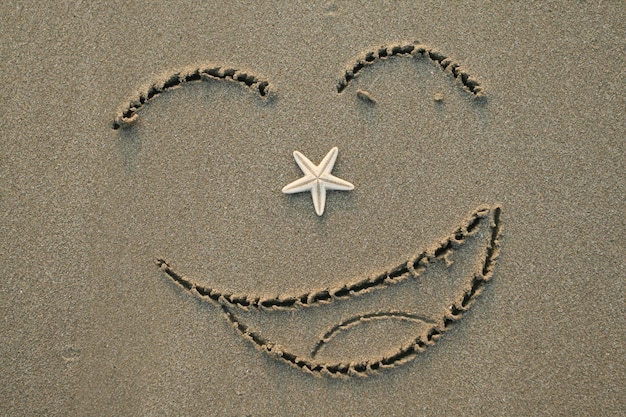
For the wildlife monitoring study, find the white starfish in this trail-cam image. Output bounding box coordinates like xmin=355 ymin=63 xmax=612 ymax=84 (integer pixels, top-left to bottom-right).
xmin=282 ymin=147 xmax=354 ymax=216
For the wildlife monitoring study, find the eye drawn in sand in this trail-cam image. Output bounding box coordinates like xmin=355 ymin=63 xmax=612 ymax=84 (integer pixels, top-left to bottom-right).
xmin=337 ymin=41 xmax=485 ymax=97
xmin=113 ymin=41 xmax=501 ymax=377
xmin=111 ymin=65 xmax=273 ymax=130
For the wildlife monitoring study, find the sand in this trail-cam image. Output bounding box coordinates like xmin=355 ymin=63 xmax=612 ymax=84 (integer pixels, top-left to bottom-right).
xmin=1 ymin=1 xmax=624 ymax=415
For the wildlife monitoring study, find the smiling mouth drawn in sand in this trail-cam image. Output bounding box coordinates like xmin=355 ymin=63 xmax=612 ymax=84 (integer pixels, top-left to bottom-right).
xmin=155 ymin=205 xmax=501 ymax=377
xmin=113 ymin=41 xmax=502 ymax=377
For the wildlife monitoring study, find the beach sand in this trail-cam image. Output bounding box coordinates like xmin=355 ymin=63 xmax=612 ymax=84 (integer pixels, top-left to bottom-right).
xmin=1 ymin=1 xmax=624 ymax=415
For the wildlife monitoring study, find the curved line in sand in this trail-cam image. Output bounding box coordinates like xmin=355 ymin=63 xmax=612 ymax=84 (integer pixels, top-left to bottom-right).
xmin=159 ymin=205 xmax=503 ymax=377
xmin=156 ymin=205 xmax=496 ymax=311
xmin=311 ymin=311 xmax=436 ymax=358
xmin=112 ymin=65 xmax=273 ymax=129
xmin=337 ymin=41 xmax=485 ymax=97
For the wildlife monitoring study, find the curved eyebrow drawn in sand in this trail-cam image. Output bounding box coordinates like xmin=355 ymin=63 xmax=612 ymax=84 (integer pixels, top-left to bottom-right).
xmin=337 ymin=41 xmax=485 ymax=98
xmin=111 ymin=65 xmax=273 ymax=130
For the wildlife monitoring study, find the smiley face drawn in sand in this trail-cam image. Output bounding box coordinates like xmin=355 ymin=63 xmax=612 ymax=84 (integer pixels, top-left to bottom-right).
xmin=113 ymin=41 xmax=502 ymax=377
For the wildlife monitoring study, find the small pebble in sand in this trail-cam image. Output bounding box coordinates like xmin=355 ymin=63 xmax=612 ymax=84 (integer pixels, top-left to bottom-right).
xmin=433 ymin=92 xmax=444 ymax=102
xmin=356 ymin=89 xmax=377 ymax=104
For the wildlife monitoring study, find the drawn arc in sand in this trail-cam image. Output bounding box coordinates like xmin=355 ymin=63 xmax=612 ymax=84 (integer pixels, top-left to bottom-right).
xmin=114 ymin=41 xmax=502 ymax=377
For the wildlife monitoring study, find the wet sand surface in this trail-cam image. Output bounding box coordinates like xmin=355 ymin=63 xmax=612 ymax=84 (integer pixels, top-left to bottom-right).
xmin=1 ymin=2 xmax=624 ymax=415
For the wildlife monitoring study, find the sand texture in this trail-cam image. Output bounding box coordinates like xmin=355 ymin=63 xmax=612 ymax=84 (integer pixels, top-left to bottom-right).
xmin=1 ymin=1 xmax=624 ymax=416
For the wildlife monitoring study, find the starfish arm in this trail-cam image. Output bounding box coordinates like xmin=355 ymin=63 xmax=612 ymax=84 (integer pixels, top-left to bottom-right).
xmin=318 ymin=147 xmax=339 ymax=175
xmin=282 ymin=175 xmax=316 ymax=194
xmin=310 ymin=181 xmax=326 ymax=216
xmin=320 ymin=173 xmax=354 ymax=191
xmin=293 ymin=151 xmax=318 ymax=176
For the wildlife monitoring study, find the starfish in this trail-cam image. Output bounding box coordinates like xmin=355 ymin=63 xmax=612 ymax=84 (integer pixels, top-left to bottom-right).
xmin=282 ymin=147 xmax=354 ymax=216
